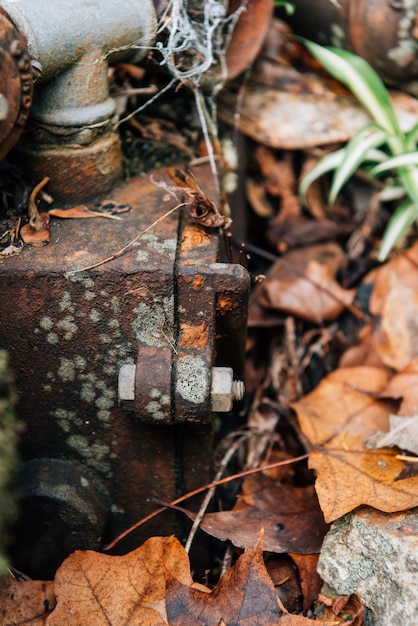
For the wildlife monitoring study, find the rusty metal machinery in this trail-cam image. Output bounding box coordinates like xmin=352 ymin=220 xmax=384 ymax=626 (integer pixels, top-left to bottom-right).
xmin=287 ymin=0 xmax=418 ymax=88
xmin=0 ymin=0 xmax=251 ymax=578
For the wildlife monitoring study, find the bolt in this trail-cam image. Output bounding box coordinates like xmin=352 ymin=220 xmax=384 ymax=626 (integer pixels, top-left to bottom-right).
xmin=211 ymin=366 xmax=245 ymax=412
xmin=118 ymin=364 xmax=245 ymax=414
xmin=118 ymin=363 xmax=135 ymax=411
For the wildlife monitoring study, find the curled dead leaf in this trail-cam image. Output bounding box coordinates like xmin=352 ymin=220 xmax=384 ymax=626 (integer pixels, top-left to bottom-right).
xmin=250 ymin=244 xmax=355 ymax=325
xmin=20 ymin=212 xmax=51 ymax=247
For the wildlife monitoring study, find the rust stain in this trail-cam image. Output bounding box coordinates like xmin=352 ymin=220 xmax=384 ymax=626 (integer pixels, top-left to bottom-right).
xmin=217 ymin=295 xmax=235 ymax=314
xmin=181 ymin=225 xmax=211 ymax=252
xmin=179 ymin=322 xmax=209 ymax=349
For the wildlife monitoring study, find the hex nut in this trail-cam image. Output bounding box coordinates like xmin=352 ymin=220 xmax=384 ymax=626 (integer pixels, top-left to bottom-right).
xmin=211 ymin=366 xmax=244 ymax=412
xmin=119 ymin=364 xmax=245 ymax=413
xmin=118 ymin=363 xmax=135 ymax=411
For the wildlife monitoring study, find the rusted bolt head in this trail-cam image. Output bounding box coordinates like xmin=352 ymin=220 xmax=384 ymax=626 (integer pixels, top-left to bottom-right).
xmin=211 ymin=366 xmax=245 ymax=412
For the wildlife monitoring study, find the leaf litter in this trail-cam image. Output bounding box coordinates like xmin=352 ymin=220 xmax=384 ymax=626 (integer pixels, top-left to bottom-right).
xmin=4 ymin=8 xmax=418 ymax=626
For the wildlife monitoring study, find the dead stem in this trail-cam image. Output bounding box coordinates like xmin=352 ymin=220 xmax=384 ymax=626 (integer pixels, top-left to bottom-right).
xmin=184 ymin=432 xmax=251 ymax=553
xmin=28 ymin=177 xmax=50 ymax=231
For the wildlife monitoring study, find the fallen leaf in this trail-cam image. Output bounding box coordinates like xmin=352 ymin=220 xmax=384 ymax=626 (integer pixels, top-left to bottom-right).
xmin=260 ymin=261 xmax=355 ymax=324
xmin=196 ymin=507 xmax=326 ymax=554
xmin=0 ymin=575 xmax=55 ymax=625
xmin=265 ymin=554 xmax=303 ymax=614
xmin=166 ymin=535 xmax=280 ymax=625
xmin=166 ymin=536 xmax=332 ymax=625
xmin=49 ymin=206 xmax=123 ymax=220
xmin=381 ymin=357 xmax=418 ymax=416
xmin=341 ymin=242 xmax=418 ymax=371
xmin=365 ymin=415 xmax=418 ymax=456
xmin=316 ymin=593 xmax=364 ymax=626
xmin=288 ymin=554 xmax=322 ymax=615
xmin=20 ymin=212 xmax=51 ymax=246
xmin=46 ymin=535 xmax=192 ymax=625
xmin=292 ymin=366 xmax=418 ymax=522
xmin=254 ymin=248 xmax=355 ymax=324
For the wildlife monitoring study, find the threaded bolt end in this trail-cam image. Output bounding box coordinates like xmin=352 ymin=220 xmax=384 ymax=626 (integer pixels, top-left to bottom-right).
xmin=232 ymin=379 xmax=245 ymax=401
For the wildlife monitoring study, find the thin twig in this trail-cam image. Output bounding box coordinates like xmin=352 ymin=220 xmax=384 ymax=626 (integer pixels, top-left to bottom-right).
xmin=104 ymin=452 xmax=309 ymax=551
xmin=184 ymin=432 xmax=251 ymax=553
xmin=67 ymin=203 xmax=184 ymax=274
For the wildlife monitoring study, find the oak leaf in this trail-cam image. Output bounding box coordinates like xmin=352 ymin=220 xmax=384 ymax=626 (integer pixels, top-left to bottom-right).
xmin=165 ymin=537 xmax=335 ymax=626
xmin=292 ymin=366 xmax=418 ymax=522
xmin=46 ymin=535 xmax=192 ymax=625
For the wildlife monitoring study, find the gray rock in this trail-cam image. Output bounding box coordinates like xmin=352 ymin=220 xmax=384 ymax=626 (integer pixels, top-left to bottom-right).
xmin=318 ymin=506 xmax=418 ymax=626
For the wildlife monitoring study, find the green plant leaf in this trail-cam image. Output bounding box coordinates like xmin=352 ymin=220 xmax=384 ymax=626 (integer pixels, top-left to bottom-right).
xmin=297 ymin=39 xmax=402 ymax=138
xmin=299 ymin=148 xmax=346 ymax=198
xmin=405 ymin=121 xmax=418 ymax=151
xmin=379 ymin=199 xmax=418 ymax=261
xmin=329 ymin=125 xmax=389 ymax=204
xmin=378 ymin=184 xmax=406 ymax=202
xmin=371 ymin=153 xmax=418 ymax=176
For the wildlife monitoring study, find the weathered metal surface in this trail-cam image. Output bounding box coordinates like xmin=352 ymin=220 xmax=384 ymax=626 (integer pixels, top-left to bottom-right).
xmin=11 ymin=459 xmax=109 ymax=579
xmin=15 ymin=133 xmax=123 ymax=202
xmin=0 ymin=166 xmax=249 ymax=575
xmin=0 ymin=10 xmax=33 ymax=159
xmin=287 ymin=0 xmax=418 ymax=85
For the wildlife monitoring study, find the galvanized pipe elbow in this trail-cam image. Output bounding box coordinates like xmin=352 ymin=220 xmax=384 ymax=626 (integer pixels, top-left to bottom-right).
xmin=0 ymin=0 xmax=157 ymax=199
xmin=1 ymin=0 xmax=156 ymax=127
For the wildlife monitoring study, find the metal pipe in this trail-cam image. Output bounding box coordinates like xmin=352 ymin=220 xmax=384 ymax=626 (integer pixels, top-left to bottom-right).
xmin=0 ymin=0 xmax=157 ymax=200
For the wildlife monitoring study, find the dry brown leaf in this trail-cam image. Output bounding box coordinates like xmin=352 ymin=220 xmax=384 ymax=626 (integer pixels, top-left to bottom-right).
xmin=316 ymin=593 xmax=364 ymax=626
xmin=46 ymin=535 xmax=192 ymax=625
xmin=0 ymin=575 xmax=56 ymax=625
xmin=20 ymin=212 xmax=51 ymax=246
xmin=230 ymin=473 xmax=328 ymax=553
xmin=292 ymin=366 xmax=418 ymax=522
xmin=49 ymin=206 xmax=122 ymax=220
xmin=166 ymin=536 xmax=280 ymax=625
xmin=196 ymin=506 xmax=327 ymax=554
xmin=342 ymin=242 xmax=418 ymax=371
xmin=249 ymin=244 xmax=352 ymax=326
xmin=365 ymin=415 xmax=418 ymax=456
xmin=288 ymin=554 xmax=322 ymax=615
xmin=165 ymin=536 xmax=334 ymax=626
xmin=258 ymin=258 xmax=355 ymax=323
xmin=381 ymin=356 xmax=418 ymax=416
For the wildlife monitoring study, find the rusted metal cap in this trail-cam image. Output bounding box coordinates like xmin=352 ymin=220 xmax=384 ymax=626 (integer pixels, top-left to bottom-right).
xmin=0 ymin=10 xmax=33 ymax=159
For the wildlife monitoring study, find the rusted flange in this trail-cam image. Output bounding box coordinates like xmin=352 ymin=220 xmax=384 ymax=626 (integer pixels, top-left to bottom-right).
xmin=0 ymin=10 xmax=33 ymax=159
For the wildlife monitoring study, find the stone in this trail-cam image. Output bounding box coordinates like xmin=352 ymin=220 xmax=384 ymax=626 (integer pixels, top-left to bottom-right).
xmin=317 ymin=506 xmax=418 ymax=626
